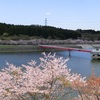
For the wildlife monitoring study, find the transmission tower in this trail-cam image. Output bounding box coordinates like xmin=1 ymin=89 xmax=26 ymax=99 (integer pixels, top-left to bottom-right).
xmin=45 ymin=18 xmax=47 ymax=26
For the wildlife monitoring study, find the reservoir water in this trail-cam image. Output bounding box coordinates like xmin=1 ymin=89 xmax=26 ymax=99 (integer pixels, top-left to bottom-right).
xmin=0 ymin=50 xmax=100 ymax=77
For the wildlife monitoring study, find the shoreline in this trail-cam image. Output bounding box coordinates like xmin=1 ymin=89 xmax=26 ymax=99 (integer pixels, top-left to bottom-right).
xmin=0 ymin=45 xmax=41 ymax=52
xmin=0 ymin=39 xmax=100 ymax=52
xmin=0 ymin=44 xmax=98 ymax=53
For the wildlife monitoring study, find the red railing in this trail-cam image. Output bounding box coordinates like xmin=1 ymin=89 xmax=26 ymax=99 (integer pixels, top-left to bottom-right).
xmin=39 ymin=45 xmax=91 ymax=53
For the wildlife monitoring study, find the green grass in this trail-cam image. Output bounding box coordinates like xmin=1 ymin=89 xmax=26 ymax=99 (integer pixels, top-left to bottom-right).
xmin=0 ymin=45 xmax=39 ymax=52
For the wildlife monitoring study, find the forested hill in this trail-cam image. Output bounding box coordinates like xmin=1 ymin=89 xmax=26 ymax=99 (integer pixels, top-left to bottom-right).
xmin=76 ymin=29 xmax=100 ymax=40
xmin=0 ymin=23 xmax=81 ymax=40
xmin=1 ymin=22 xmax=100 ymax=40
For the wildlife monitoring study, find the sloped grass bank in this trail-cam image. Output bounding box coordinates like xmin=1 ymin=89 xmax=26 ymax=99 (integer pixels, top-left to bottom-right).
xmin=0 ymin=45 xmax=41 ymax=52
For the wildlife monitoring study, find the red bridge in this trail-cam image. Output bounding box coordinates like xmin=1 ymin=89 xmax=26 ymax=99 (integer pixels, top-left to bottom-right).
xmin=39 ymin=45 xmax=91 ymax=53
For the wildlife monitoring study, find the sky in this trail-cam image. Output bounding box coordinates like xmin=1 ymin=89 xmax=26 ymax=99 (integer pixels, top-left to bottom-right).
xmin=0 ymin=0 xmax=100 ymax=30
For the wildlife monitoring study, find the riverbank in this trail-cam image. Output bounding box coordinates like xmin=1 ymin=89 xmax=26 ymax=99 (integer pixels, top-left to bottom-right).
xmin=0 ymin=39 xmax=100 ymax=52
xmin=0 ymin=44 xmax=97 ymax=53
xmin=0 ymin=44 xmax=82 ymax=52
xmin=0 ymin=45 xmax=42 ymax=52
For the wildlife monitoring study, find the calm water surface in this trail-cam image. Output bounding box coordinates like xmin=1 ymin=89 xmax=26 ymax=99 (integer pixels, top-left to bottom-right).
xmin=0 ymin=50 xmax=100 ymax=77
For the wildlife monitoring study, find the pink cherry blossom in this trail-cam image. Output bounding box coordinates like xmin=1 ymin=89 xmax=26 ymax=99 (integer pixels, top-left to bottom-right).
xmin=0 ymin=52 xmax=86 ymax=100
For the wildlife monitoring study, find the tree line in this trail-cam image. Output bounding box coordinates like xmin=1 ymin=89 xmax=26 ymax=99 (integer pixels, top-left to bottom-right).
xmin=1 ymin=22 xmax=100 ymax=40
xmin=76 ymin=29 xmax=100 ymax=40
xmin=0 ymin=22 xmax=81 ymax=39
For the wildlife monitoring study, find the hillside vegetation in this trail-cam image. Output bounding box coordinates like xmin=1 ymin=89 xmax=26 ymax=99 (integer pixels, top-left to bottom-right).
xmin=0 ymin=23 xmax=81 ymax=40
xmin=76 ymin=29 xmax=100 ymax=40
xmin=0 ymin=22 xmax=100 ymax=40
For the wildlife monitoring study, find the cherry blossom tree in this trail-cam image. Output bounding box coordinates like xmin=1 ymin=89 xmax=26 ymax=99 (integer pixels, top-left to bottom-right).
xmin=73 ymin=73 xmax=100 ymax=100
xmin=0 ymin=52 xmax=86 ymax=100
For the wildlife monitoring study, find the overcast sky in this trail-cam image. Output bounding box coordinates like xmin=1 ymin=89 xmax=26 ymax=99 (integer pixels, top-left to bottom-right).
xmin=0 ymin=0 xmax=100 ymax=30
